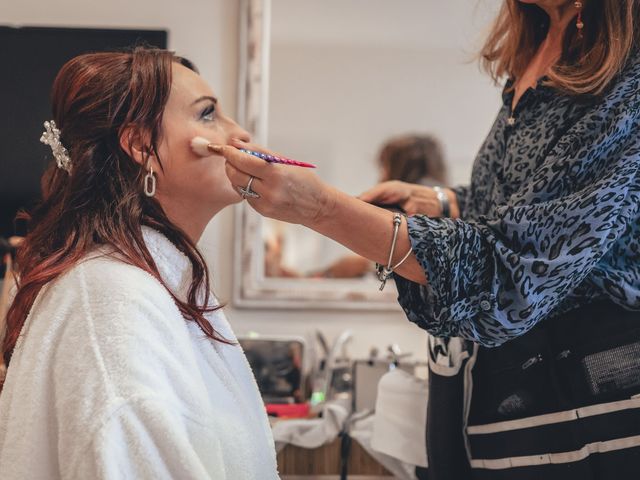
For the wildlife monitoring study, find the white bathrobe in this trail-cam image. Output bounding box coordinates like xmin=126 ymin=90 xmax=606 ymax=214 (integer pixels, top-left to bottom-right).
xmin=0 ymin=227 xmax=279 ymax=479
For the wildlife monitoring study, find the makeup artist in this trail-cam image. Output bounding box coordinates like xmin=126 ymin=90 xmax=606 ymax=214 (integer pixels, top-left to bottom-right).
xmin=222 ymin=1 xmax=640 ymax=478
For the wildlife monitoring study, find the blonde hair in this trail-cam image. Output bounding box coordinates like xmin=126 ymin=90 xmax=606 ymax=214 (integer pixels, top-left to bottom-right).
xmin=481 ymin=0 xmax=640 ymax=96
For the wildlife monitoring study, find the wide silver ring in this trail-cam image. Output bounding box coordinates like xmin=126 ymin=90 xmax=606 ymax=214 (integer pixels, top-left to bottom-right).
xmin=238 ymin=176 xmax=260 ymax=199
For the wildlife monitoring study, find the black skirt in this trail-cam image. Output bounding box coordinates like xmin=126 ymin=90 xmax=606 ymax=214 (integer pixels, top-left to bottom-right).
xmin=423 ymin=301 xmax=640 ymax=480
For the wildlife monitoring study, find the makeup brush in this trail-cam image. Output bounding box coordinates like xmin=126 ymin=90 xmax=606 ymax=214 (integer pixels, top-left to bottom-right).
xmin=190 ymin=136 xmax=317 ymax=169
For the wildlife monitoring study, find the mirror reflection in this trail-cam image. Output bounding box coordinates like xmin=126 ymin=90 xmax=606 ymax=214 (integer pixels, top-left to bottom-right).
xmin=264 ymin=134 xmax=448 ymax=278
xmin=262 ymin=0 xmax=500 ymax=280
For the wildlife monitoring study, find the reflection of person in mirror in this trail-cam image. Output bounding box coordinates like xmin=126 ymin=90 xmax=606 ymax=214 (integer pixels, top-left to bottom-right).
xmin=0 ymin=236 xmax=23 ymax=384
xmin=264 ymin=231 xmax=301 ymax=277
xmin=319 ymin=134 xmax=449 ymax=279
xmin=222 ymin=1 xmax=640 ymax=478
xmin=0 ymin=48 xmax=279 ymax=479
xmin=378 ymin=134 xmax=447 ymax=187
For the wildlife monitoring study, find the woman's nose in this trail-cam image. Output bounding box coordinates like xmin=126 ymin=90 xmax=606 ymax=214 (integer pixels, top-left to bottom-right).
xmin=228 ymin=122 xmax=251 ymax=144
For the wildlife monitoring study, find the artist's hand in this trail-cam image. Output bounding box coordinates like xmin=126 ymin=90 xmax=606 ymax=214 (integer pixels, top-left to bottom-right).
xmin=222 ymin=139 xmax=338 ymax=226
xmin=359 ymin=181 xmax=459 ymax=218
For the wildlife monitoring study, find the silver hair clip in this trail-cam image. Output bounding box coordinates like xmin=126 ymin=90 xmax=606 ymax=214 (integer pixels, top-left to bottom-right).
xmin=40 ymin=120 xmax=71 ymax=173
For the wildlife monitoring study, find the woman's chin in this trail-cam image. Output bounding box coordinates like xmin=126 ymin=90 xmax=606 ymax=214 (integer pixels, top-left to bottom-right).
xmin=202 ymin=179 xmax=244 ymax=207
xmin=219 ymin=188 xmax=245 ymax=208
xmin=226 ymin=188 xmax=244 ymax=205
xmin=228 ymin=195 xmax=244 ymax=206
xmin=201 ymin=194 xmax=243 ymax=219
xmin=218 ymin=178 xmax=245 ymax=205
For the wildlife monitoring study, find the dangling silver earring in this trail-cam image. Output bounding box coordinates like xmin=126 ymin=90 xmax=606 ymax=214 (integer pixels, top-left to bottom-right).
xmin=144 ymin=165 xmax=156 ymax=197
xmin=575 ymin=1 xmax=584 ymax=39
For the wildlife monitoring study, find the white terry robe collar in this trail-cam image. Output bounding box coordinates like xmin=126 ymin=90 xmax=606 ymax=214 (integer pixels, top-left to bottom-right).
xmin=140 ymin=226 xmax=201 ymax=303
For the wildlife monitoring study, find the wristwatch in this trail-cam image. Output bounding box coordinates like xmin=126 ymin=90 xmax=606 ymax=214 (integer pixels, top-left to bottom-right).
xmin=433 ymin=186 xmax=450 ymax=218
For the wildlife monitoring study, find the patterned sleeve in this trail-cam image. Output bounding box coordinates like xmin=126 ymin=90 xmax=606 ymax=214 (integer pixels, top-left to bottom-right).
xmin=395 ymin=104 xmax=640 ymax=347
xmin=451 ymin=185 xmax=471 ymax=218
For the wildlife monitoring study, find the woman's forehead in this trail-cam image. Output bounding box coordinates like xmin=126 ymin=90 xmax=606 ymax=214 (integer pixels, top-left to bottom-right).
xmin=169 ymin=63 xmax=217 ymax=107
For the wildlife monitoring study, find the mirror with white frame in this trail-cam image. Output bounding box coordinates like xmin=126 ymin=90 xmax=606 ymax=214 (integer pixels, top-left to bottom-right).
xmin=233 ymin=0 xmax=502 ymax=310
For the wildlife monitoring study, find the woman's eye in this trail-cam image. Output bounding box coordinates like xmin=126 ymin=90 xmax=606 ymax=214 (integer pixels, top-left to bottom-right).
xmin=200 ymin=104 xmax=216 ymax=122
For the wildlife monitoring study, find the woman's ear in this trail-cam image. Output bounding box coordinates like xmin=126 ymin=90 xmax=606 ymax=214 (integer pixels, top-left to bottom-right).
xmin=119 ymin=125 xmax=152 ymax=167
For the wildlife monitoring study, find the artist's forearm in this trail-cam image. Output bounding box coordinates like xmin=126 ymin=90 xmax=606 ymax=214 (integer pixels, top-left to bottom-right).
xmin=307 ymin=188 xmax=427 ymax=285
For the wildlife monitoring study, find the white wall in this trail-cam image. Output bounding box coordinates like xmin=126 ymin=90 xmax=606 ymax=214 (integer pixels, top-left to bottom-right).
xmin=269 ymin=0 xmax=504 ymax=189
xmin=4 ymin=0 xmax=503 ymax=362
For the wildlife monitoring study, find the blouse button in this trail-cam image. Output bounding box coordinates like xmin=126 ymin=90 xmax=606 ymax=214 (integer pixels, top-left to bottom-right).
xmin=480 ymin=300 xmax=492 ymax=312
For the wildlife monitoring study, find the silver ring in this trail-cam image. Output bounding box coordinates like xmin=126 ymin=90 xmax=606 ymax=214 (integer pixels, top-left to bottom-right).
xmin=238 ymin=176 xmax=260 ymax=199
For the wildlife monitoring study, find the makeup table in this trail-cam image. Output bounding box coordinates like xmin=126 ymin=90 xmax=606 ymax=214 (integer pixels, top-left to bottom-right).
xmin=282 ymin=477 xmax=393 ymax=480
xmin=277 ymin=438 xmax=393 ymax=476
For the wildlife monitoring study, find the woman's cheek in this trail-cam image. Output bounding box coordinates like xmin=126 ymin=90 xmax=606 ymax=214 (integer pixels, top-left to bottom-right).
xmin=200 ymin=155 xmax=227 ymax=186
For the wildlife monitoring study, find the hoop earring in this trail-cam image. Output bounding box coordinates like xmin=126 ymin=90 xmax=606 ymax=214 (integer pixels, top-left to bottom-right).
xmin=575 ymin=1 xmax=584 ymax=38
xmin=144 ymin=166 xmax=156 ymax=197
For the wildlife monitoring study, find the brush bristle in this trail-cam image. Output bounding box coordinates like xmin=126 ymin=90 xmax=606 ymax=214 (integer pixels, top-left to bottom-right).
xmin=190 ymin=136 xmax=213 ymax=156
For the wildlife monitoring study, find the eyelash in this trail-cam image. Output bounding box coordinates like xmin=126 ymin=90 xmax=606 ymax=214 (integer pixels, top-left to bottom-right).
xmin=200 ymin=104 xmax=216 ymax=122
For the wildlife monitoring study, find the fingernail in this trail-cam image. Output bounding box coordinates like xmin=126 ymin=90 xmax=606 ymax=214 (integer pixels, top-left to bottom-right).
xmin=209 ymin=144 xmax=224 ymax=154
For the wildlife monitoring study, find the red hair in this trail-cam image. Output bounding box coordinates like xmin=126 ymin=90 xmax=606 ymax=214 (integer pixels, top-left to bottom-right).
xmin=3 ymin=47 xmax=229 ymax=374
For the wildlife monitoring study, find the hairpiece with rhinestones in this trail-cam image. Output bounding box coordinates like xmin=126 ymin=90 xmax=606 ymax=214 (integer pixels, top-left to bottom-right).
xmin=40 ymin=120 xmax=71 ymax=173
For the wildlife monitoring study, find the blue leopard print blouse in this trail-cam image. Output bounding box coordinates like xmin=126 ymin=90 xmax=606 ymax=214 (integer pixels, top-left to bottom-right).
xmin=395 ymin=54 xmax=640 ymax=347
